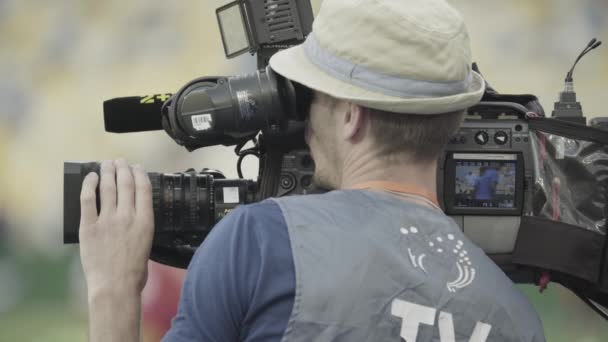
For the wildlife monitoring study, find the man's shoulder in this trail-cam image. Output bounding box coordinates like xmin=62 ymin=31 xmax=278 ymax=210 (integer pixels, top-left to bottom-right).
xmin=267 ymin=189 xmax=371 ymax=209
xmin=267 ymin=191 xmax=337 ymax=203
xmin=221 ymin=197 xmax=288 ymax=225
xmin=213 ymin=193 xmax=354 ymax=247
xmin=220 ymin=199 xmax=289 ymax=235
xmin=211 ymin=199 xmax=294 ymax=251
xmin=237 ymin=198 xmax=284 ymax=215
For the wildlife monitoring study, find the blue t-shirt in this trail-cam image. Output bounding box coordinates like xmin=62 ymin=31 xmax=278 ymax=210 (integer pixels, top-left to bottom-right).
xmin=161 ymin=200 xmax=294 ymax=342
xmin=474 ymin=168 xmax=499 ymax=200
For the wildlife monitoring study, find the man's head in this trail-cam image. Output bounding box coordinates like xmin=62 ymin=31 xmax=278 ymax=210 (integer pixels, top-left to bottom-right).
xmin=305 ymin=90 xmax=465 ymax=189
xmin=270 ymin=0 xmax=485 ymax=189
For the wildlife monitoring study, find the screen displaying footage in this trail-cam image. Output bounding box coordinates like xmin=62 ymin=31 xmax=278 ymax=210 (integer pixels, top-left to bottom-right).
xmin=453 ymin=155 xmax=517 ymax=209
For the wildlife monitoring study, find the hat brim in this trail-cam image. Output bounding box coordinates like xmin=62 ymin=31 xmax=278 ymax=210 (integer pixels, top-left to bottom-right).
xmin=269 ymin=44 xmax=486 ymax=115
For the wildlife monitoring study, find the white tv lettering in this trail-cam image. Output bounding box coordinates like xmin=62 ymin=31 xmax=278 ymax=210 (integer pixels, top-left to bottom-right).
xmin=391 ymin=299 xmax=435 ymax=342
xmin=392 ymin=299 xmax=492 ymax=342
xmin=438 ymin=311 xmax=456 ymax=342
xmin=438 ymin=311 xmax=491 ymax=342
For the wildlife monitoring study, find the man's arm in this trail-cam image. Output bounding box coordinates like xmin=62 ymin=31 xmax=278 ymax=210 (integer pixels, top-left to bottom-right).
xmin=79 ymin=159 xmax=154 ymax=342
xmin=162 ymin=201 xmax=295 ymax=342
xmin=161 ymin=205 xmax=257 ymax=342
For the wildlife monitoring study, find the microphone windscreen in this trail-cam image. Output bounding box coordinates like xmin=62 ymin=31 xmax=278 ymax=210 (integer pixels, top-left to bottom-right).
xmin=103 ymin=94 xmax=171 ymax=133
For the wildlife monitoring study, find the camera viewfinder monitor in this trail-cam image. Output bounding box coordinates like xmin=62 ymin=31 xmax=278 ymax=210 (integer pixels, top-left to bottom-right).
xmin=444 ymin=153 xmax=524 ymax=215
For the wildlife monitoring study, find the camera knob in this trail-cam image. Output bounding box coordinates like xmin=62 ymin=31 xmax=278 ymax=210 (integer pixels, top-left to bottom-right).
xmin=280 ymin=174 xmax=295 ymax=189
xmin=474 ymin=131 xmax=489 ymax=145
xmin=494 ymin=131 xmax=509 ymax=145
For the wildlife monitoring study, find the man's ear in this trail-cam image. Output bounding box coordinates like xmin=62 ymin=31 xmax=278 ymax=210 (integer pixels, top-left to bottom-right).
xmin=342 ymin=103 xmax=367 ymax=141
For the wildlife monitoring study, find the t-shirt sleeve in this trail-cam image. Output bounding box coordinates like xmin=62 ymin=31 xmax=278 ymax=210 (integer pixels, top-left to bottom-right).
xmin=161 ymin=199 xmax=294 ymax=342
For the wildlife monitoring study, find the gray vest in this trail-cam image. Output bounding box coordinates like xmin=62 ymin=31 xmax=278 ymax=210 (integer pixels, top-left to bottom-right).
xmin=270 ymin=189 xmax=545 ymax=342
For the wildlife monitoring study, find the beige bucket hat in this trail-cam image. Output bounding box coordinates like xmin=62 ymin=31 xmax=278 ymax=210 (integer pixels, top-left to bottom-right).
xmin=269 ymin=0 xmax=486 ymax=114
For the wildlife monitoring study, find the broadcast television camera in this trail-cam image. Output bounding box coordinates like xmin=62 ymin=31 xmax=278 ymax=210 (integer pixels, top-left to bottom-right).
xmin=63 ymin=0 xmax=608 ymax=318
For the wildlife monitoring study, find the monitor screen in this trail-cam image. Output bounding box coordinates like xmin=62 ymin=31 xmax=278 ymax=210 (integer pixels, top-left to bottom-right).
xmin=452 ymin=154 xmax=517 ymax=210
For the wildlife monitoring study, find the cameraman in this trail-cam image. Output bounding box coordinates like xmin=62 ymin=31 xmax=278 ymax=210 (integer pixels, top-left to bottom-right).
xmin=79 ymin=0 xmax=546 ymax=341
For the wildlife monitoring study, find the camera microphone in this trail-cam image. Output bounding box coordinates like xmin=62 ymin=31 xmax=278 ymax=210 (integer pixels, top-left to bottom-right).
xmin=566 ymin=38 xmax=602 ymax=83
xmin=552 ymin=38 xmax=602 ymax=124
xmin=103 ymin=94 xmax=172 ymax=133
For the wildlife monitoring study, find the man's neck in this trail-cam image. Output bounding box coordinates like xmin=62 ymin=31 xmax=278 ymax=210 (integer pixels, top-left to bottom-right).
xmin=338 ymin=149 xmax=438 ymax=196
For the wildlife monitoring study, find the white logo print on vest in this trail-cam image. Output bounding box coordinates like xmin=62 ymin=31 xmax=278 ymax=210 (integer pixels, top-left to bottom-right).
xmin=391 ymin=299 xmax=492 ymax=342
xmin=400 ymin=226 xmax=476 ymax=292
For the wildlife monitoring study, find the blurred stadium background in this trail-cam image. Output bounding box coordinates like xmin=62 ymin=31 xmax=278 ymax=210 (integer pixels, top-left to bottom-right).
xmin=0 ymin=0 xmax=606 ymax=340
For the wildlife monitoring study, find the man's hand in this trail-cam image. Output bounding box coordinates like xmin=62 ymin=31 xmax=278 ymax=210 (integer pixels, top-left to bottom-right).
xmin=79 ymin=159 xmax=154 ymax=342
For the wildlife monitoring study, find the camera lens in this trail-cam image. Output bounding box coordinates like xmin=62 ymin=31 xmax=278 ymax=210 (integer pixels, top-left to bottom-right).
xmin=63 ymin=162 xmax=256 ymax=247
xmin=150 ymin=172 xmax=213 ymax=237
